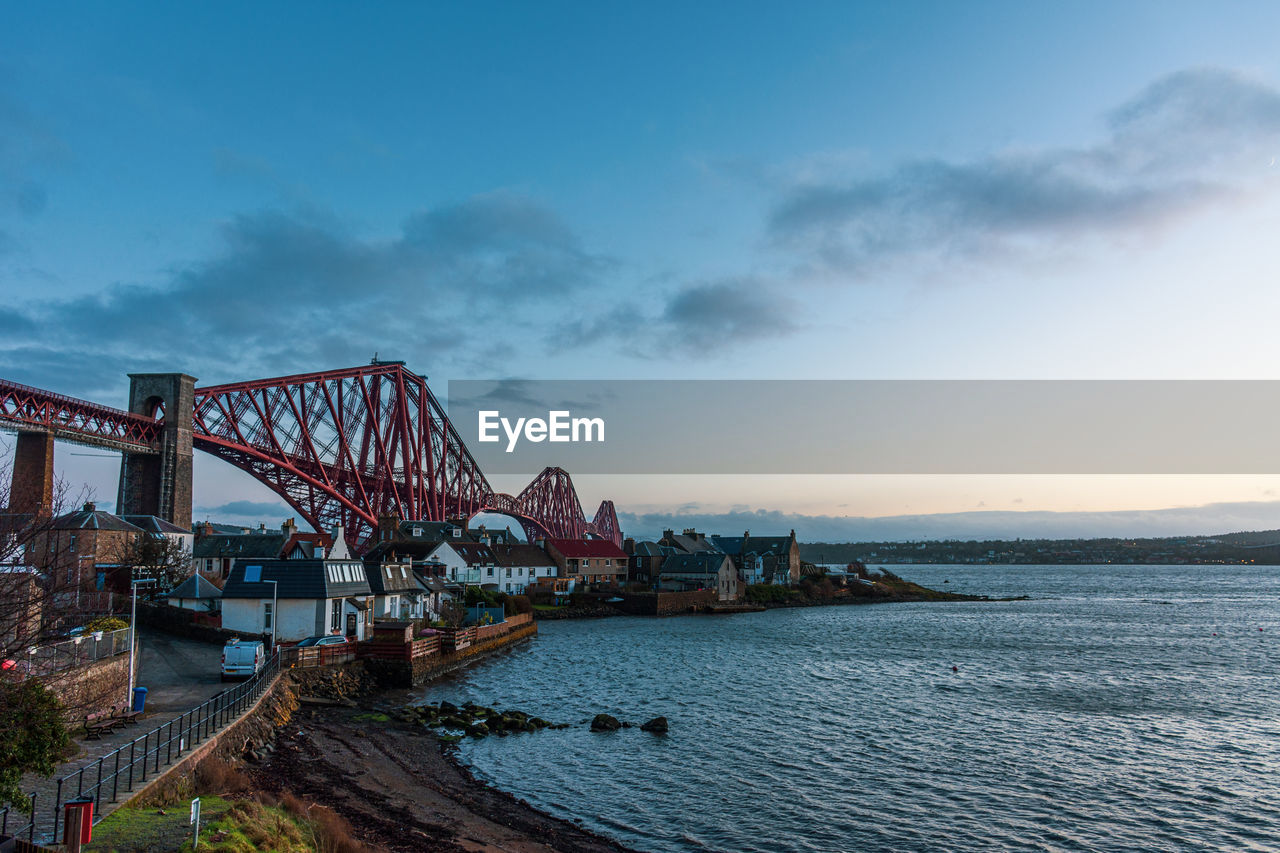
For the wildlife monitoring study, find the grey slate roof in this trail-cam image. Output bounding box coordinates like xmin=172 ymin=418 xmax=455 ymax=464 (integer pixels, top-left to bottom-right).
xmin=221 ymin=559 xmax=371 ymax=599
xmin=632 ymin=541 xmax=668 ymax=557
xmin=122 ymin=515 xmax=192 ymax=536
xmin=363 ymin=560 xmax=426 ymax=595
xmin=397 ymin=520 xmax=472 ymax=542
xmin=711 ymin=535 xmax=794 ymax=556
xmin=49 ymin=504 xmax=144 ymax=533
xmin=193 ymin=533 xmax=286 ymax=559
xmin=492 ymin=544 xmax=556 ymax=567
xmin=168 ymin=574 xmax=222 ymax=599
xmin=362 ymin=540 xmax=451 ymax=564
xmin=660 ymin=552 xmax=731 ymax=575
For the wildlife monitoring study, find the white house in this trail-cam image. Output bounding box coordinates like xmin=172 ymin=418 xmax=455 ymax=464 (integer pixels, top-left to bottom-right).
xmin=220 ymin=557 xmax=374 ymax=642
xmin=491 ymin=543 xmax=558 ymax=595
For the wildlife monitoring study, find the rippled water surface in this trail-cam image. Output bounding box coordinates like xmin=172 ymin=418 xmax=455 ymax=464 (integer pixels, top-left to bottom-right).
xmin=416 ymin=565 xmax=1280 ymax=852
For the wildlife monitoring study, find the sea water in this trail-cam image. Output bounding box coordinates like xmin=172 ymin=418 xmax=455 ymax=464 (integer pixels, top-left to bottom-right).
xmin=417 ymin=565 xmax=1280 ymax=852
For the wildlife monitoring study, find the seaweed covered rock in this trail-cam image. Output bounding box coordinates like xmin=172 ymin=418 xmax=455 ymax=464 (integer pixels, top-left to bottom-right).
xmin=640 ymin=716 xmax=669 ymax=733
xmin=590 ymin=713 xmax=622 ymax=732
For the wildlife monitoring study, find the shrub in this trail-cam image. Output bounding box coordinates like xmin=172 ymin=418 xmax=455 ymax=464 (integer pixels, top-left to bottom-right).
xmin=85 ymin=615 xmax=129 ymax=632
xmin=504 ymin=594 xmax=532 ymax=615
xmin=0 ymin=680 xmax=68 ymax=810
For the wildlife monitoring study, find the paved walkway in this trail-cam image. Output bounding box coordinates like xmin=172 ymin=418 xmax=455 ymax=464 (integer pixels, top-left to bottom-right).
xmin=14 ymin=630 xmax=228 ymax=841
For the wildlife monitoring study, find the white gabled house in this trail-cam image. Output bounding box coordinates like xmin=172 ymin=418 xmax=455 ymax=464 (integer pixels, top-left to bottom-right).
xmin=220 ymin=554 xmax=374 ymax=642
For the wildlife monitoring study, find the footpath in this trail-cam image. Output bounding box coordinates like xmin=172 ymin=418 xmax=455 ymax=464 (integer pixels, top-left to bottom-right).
xmin=13 ymin=631 xmax=231 ymax=843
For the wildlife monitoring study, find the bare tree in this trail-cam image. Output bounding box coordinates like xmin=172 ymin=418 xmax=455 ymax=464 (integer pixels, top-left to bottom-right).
xmin=119 ymin=533 xmax=193 ymax=592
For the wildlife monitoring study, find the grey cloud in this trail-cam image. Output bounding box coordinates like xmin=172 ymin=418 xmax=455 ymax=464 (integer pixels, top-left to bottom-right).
xmin=662 ymin=279 xmax=798 ymax=341
xmin=770 ymin=68 xmax=1280 ymax=272
xmin=0 ymin=194 xmax=610 ymax=395
xmin=198 ymin=499 xmax=291 ymax=519
xmin=554 ymin=277 xmax=799 ymax=357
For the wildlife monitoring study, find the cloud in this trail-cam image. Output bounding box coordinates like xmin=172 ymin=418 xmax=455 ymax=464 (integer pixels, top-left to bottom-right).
xmin=553 ymin=276 xmax=799 ymax=357
xmin=769 ymin=68 xmax=1280 ymax=274
xmin=0 ymin=193 xmax=611 ymax=394
xmin=197 ymin=499 xmax=291 ymax=519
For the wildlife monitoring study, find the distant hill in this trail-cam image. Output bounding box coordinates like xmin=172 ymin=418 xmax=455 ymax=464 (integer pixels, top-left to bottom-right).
xmin=800 ymin=530 xmax=1280 ymax=566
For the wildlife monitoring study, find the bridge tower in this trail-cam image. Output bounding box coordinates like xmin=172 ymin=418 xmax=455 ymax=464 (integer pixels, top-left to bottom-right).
xmin=116 ymin=373 xmax=196 ymax=527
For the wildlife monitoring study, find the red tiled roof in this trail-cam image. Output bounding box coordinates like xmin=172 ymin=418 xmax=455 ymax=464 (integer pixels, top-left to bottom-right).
xmin=546 ymin=538 xmax=627 ymax=559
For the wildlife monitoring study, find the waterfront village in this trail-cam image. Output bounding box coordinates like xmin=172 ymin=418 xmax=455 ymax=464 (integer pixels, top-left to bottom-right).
xmin=10 ymin=499 xmax=851 ymax=646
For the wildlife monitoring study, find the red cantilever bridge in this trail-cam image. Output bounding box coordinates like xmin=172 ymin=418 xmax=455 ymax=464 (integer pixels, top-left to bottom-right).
xmin=0 ymin=363 xmax=621 ymax=551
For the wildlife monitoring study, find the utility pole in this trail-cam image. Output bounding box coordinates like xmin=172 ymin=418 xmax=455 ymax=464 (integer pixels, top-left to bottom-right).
xmin=127 ymin=578 xmax=154 ymax=705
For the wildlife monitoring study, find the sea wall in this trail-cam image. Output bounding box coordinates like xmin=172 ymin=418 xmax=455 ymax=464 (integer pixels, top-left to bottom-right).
xmin=362 ymin=616 xmax=538 ymax=689
xmin=616 ymin=590 xmax=717 ymax=616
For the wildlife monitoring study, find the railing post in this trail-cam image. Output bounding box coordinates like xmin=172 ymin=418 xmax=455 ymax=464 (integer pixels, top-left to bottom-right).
xmin=28 ymin=792 xmax=36 ymax=843
xmin=167 ymin=720 xmax=174 ymax=764
xmin=140 ymin=731 xmax=148 ymax=782
xmin=52 ymin=778 xmax=61 ymax=844
xmin=112 ymin=748 xmax=121 ymax=802
xmin=128 ymin=739 xmax=135 ymax=789
xmin=95 ymin=756 xmax=104 ymax=803
xmin=154 ymin=729 xmax=161 ymax=774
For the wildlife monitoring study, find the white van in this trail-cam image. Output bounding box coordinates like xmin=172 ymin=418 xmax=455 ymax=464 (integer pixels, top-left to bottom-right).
xmin=220 ymin=639 xmax=266 ymax=681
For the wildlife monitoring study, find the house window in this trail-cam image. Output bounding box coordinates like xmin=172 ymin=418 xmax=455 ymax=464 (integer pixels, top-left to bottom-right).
xmin=487 ymin=567 xmax=494 ymax=577
xmin=505 ymin=567 xmax=511 ymax=577
xmin=412 ymin=526 xmax=423 ymax=537
xmin=330 ymin=599 xmax=341 ymax=632
xmin=263 ymin=602 xmax=273 ymax=631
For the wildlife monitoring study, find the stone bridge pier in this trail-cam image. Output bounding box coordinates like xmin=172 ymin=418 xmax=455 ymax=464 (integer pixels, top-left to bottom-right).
xmin=116 ymin=373 xmax=196 ymax=527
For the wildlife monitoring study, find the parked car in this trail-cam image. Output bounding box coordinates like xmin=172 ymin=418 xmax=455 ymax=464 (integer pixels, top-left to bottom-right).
xmin=220 ymin=639 xmax=266 ymax=681
xmin=295 ymin=635 xmax=350 ymax=648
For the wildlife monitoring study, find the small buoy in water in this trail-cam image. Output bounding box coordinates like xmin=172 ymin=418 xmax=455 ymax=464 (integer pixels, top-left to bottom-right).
xmin=1212 ymin=632 xmax=1218 ymax=636
xmin=1260 ymin=628 xmax=1265 ymax=632
xmin=952 ymin=665 xmax=958 ymax=673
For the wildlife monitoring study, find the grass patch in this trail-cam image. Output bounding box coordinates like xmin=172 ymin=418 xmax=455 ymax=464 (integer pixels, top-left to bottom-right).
xmin=86 ymin=795 xmax=236 ymax=853
xmin=532 ymin=603 xmax=564 ymax=611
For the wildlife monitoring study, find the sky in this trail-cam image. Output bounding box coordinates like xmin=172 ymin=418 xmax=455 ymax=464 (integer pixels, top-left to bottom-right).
xmin=5 ymin=1 xmax=1280 ymax=540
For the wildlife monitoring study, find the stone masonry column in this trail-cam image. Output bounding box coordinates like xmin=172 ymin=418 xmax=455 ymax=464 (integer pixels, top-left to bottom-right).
xmin=10 ymin=430 xmax=55 ymax=517
xmin=116 ymin=373 xmax=197 ymax=528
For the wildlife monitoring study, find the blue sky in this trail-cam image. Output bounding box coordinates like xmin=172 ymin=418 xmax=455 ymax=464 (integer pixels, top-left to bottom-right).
xmin=6 ymin=2 xmax=1280 ymax=538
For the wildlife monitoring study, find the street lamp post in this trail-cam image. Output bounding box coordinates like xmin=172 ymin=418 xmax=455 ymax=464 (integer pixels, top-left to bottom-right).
xmin=264 ymin=580 xmax=278 ymax=650
xmin=127 ymin=578 xmax=154 ymax=705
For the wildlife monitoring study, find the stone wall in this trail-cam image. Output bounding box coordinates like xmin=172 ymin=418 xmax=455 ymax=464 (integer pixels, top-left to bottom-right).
xmin=37 ymin=649 xmax=137 ymax=723
xmin=362 ymin=619 xmax=538 ymax=689
xmin=616 ymin=590 xmax=716 ymax=616
xmin=127 ymin=672 xmax=297 ymax=809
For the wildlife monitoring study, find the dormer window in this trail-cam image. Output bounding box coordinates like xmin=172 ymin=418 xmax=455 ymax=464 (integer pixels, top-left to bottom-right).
xmin=412 ymin=526 xmax=423 ymax=537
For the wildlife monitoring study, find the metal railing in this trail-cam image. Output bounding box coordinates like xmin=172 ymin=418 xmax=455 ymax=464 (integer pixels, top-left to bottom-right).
xmin=0 ymin=793 xmax=38 ymax=844
xmin=23 ymin=650 xmax=280 ymax=844
xmin=16 ymin=628 xmax=132 ymax=679
xmin=278 ymin=644 xmax=356 ymax=669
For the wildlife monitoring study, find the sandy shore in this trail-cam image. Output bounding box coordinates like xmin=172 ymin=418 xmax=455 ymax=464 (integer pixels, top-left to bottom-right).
xmin=248 ymin=704 xmax=639 ymax=853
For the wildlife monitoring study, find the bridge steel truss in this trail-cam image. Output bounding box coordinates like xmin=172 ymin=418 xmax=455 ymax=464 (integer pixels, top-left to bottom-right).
xmin=190 ymin=363 xmax=621 ymax=550
xmin=0 ymin=378 xmax=160 ymax=453
xmin=1 ymin=365 xmax=621 ymax=551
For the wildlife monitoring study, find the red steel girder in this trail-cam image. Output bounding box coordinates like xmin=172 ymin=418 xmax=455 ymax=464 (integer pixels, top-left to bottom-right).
xmin=0 ymin=377 xmax=160 ymax=453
